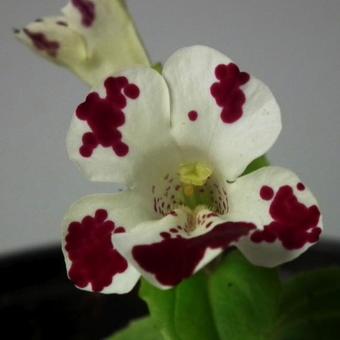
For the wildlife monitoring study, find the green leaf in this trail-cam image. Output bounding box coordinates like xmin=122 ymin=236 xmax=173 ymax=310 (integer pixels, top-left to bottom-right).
xmin=107 ymin=317 xmax=162 ymax=340
xmin=273 ymin=268 xmax=340 ymax=340
xmin=243 ymin=155 xmax=270 ymax=175
xmin=173 ymin=271 xmax=220 ymax=340
xmin=208 ymin=250 xmax=281 ymax=340
xmin=140 ymin=272 xmax=219 ymax=340
xmin=140 ymin=250 xmax=281 ymax=340
xmin=140 ymin=279 xmax=179 ymax=340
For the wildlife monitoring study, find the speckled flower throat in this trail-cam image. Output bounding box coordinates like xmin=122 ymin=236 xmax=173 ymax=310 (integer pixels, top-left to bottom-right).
xmin=151 ymin=162 xmax=228 ymax=219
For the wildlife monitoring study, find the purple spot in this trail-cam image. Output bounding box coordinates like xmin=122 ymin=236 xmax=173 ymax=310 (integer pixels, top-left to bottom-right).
xmin=260 ymin=185 xmax=274 ymax=201
xmin=124 ymin=84 xmax=140 ymax=99
xmin=297 ymin=182 xmax=305 ymax=191
xmin=188 ymin=110 xmax=198 ymax=121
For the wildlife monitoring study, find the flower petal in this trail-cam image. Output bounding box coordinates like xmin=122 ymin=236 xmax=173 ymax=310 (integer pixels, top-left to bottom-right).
xmin=163 ymin=45 xmax=281 ymax=180
xmin=15 ymin=16 xmax=87 ymax=66
xmin=226 ymin=166 xmax=323 ymax=267
xmin=62 ymin=192 xmax=153 ymax=293
xmin=114 ymin=207 xmax=254 ymax=288
xmin=16 ymin=0 xmax=150 ymax=86
xmin=67 ymin=68 xmax=178 ymax=185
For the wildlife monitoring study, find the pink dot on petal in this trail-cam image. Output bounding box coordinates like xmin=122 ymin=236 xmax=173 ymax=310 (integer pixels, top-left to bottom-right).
xmin=95 ymin=209 xmax=107 ymax=222
xmin=124 ymin=84 xmax=140 ymax=99
xmin=114 ymin=143 xmax=129 ymax=157
xmin=82 ymin=132 xmax=96 ymax=146
xmin=250 ymin=231 xmax=263 ymax=243
xmin=215 ymin=64 xmax=230 ymax=80
xmin=260 ymin=186 xmax=274 ymax=200
xmin=115 ymin=226 xmax=126 ymax=234
xmin=297 ymin=182 xmax=305 ymax=191
xmin=79 ymin=145 xmax=92 ymax=157
xmin=188 ymin=110 xmax=198 ymax=121
xmin=308 ymin=227 xmax=322 ymax=242
xmin=116 ymin=76 xmax=129 ymax=88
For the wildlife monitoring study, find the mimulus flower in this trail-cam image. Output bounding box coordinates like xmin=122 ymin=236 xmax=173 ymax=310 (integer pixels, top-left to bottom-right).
xmin=14 ymin=0 xmax=149 ymax=86
xmin=62 ymin=45 xmax=322 ymax=293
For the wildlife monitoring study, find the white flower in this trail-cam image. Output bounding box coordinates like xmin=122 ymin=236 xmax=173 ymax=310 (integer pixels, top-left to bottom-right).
xmin=62 ymin=45 xmax=322 ymax=294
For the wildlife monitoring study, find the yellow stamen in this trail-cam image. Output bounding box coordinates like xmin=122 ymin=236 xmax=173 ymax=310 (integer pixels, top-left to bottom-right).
xmin=179 ymin=162 xmax=213 ymax=187
xmin=183 ymin=184 xmax=194 ymax=197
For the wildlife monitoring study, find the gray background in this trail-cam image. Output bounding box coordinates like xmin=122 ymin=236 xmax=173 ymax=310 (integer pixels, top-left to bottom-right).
xmin=0 ymin=0 xmax=339 ymax=254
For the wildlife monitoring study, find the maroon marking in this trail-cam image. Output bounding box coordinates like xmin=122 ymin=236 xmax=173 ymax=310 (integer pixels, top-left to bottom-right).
xmin=76 ymin=76 xmax=140 ymax=157
xmin=210 ymin=63 xmax=250 ymax=123
xmin=207 ymin=213 xmax=217 ymax=218
xmin=124 ymin=84 xmax=140 ymax=99
xmin=23 ymin=29 xmax=59 ymax=57
xmin=132 ymin=222 xmax=255 ymax=286
xmin=160 ymin=232 xmax=171 ymax=239
xmin=115 ymin=227 xmax=126 ymax=233
xmin=169 ymin=211 xmax=177 ymax=217
xmin=260 ymin=185 xmax=274 ymax=200
xmin=71 ymin=0 xmax=95 ymax=27
xmin=297 ymin=182 xmax=305 ymax=191
xmin=188 ymin=110 xmax=198 ymax=121
xmin=251 ymin=185 xmax=321 ymax=249
xmin=65 ymin=209 xmax=128 ymax=292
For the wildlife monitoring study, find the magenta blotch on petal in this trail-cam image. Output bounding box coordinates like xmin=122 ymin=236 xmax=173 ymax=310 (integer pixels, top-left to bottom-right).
xmin=210 ymin=63 xmax=250 ymax=123
xmin=132 ymin=221 xmax=254 ymax=286
xmin=65 ymin=209 xmax=128 ymax=292
xmin=251 ymin=185 xmax=321 ymax=249
xmin=76 ymin=76 xmax=140 ymax=158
